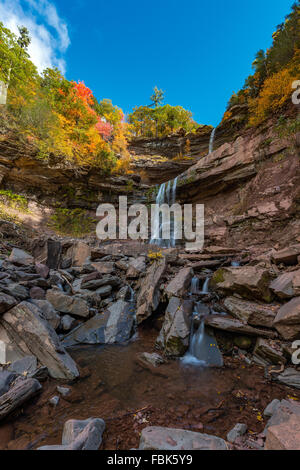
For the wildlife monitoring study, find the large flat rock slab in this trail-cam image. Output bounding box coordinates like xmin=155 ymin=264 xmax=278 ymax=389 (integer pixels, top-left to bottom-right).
xmin=205 ymin=315 xmax=277 ymax=339
xmin=136 ymin=258 xmax=167 ymax=324
xmin=211 ymin=266 xmax=273 ymax=302
xmin=139 ymin=427 xmax=228 ymax=450
xmin=224 ymin=296 xmax=278 ymax=328
xmin=0 ymin=302 xmax=79 ymax=380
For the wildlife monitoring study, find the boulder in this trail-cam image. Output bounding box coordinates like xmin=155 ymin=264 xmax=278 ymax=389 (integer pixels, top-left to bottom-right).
xmin=276 ymin=368 xmax=300 ymax=389
xmin=272 ymin=245 xmax=300 ymax=266
xmin=46 ymin=288 xmax=89 ymax=318
xmin=81 ymin=275 xmax=121 ymax=291
xmin=139 ymin=427 xmax=228 ymax=450
xmin=264 ymin=399 xmax=281 ymax=418
xmin=61 ymin=315 xmax=76 ymax=332
xmin=35 ymin=262 xmax=49 ymax=279
xmin=223 ymin=297 xmax=278 ymax=328
xmin=273 ymin=297 xmax=300 ymax=340
xmin=0 ymin=329 xmax=25 ymax=365
xmin=8 ymin=356 xmax=38 ymax=376
xmin=32 ymin=238 xmax=62 ymax=269
xmin=66 ymin=241 xmax=91 ymax=267
xmin=95 ymin=285 xmax=113 ymax=298
xmin=8 ymin=248 xmax=34 ymax=267
xmin=138 ymin=352 xmax=165 ymax=368
xmin=156 ymin=297 xmax=194 ymax=356
xmin=270 ymin=270 xmax=300 ymax=299
xmin=0 ymin=293 xmax=17 ymax=315
xmin=0 ymin=370 xmax=17 ymax=397
xmin=2 ymin=284 xmax=28 ymax=301
xmin=91 ymin=262 xmax=115 ymax=274
xmin=253 ymin=338 xmax=286 ymax=366
xmin=63 ymin=300 xmax=134 ymax=347
xmin=205 ymin=316 xmax=277 ymax=339
xmin=29 ymin=287 xmax=45 ymax=300
xmin=126 ymin=257 xmax=147 ymax=279
xmin=0 ymin=302 xmax=79 ymax=380
xmin=265 ymin=415 xmax=300 ymax=450
xmin=211 ymin=266 xmax=273 ymax=302
xmin=264 ymin=399 xmax=300 ymax=433
xmin=31 ymin=300 xmax=60 ymax=330
xmin=136 ymin=258 xmax=167 ymax=324
xmin=165 ymin=268 xmax=194 ymax=298
xmin=227 ymin=423 xmax=247 ymax=443
xmin=38 ymin=418 xmax=105 ymax=451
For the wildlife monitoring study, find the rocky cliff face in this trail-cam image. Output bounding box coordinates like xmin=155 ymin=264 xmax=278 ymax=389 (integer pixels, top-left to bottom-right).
xmin=176 ymin=115 xmax=300 ymax=252
xmin=0 ymin=131 xmax=149 ymax=210
xmin=128 ymin=104 xmax=248 ymax=161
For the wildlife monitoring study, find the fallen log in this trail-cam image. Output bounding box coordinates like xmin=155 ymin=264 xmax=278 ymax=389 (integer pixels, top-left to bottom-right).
xmin=0 ymin=378 xmax=42 ymax=421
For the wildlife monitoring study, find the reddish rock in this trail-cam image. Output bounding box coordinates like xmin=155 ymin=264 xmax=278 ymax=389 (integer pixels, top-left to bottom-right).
xmin=35 ymin=263 xmax=49 ymax=279
xmin=211 ymin=266 xmax=273 ymax=303
xmin=265 ymin=415 xmax=300 ymax=450
xmin=270 ymin=270 xmax=300 ymax=299
xmin=272 ymin=245 xmax=300 ymax=266
xmin=30 ymin=287 xmax=45 ymax=300
xmin=92 ymin=262 xmax=115 ymax=274
xmin=273 ymin=297 xmax=300 ymax=340
xmin=165 ymin=267 xmax=194 ymax=298
xmin=66 ymin=241 xmax=91 ymax=267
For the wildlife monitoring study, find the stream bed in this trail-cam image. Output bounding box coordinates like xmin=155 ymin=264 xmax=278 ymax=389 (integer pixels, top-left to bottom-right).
xmin=1 ymin=327 xmax=299 ymax=450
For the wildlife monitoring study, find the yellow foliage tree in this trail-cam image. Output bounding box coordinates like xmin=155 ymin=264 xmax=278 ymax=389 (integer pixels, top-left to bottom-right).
xmin=249 ymin=65 xmax=299 ymax=126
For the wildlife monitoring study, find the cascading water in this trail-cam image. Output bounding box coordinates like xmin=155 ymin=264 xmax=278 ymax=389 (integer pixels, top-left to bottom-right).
xmin=182 ymin=277 xmax=223 ymax=367
xmin=209 ymin=127 xmax=216 ymax=154
xmin=201 ymin=277 xmax=210 ymax=294
xmin=150 ymin=177 xmax=178 ymax=247
xmin=190 ymin=276 xmax=200 ymax=294
xmin=231 ymin=261 xmax=240 ymax=267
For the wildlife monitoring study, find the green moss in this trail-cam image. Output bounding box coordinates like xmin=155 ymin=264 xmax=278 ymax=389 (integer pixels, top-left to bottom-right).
xmin=211 ymin=268 xmax=226 ymax=285
xmin=48 ymin=208 xmax=97 ymax=237
xmin=0 ymin=190 xmax=29 ymax=212
xmin=165 ymin=336 xmax=187 ymax=357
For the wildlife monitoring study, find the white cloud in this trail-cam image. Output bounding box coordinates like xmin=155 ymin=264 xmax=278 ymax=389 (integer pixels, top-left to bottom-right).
xmin=0 ymin=0 xmax=70 ymax=74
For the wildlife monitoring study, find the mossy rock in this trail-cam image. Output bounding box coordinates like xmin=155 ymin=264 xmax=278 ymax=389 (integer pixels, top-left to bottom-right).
xmin=165 ymin=336 xmax=187 ymax=357
xmin=234 ymin=336 xmax=252 ymax=350
xmin=211 ymin=268 xmax=226 ymax=286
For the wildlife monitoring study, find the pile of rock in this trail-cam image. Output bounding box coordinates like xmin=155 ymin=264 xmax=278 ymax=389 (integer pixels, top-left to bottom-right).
xmin=204 ymin=246 xmax=300 ymax=382
xmin=0 ymin=239 xmax=147 ymax=383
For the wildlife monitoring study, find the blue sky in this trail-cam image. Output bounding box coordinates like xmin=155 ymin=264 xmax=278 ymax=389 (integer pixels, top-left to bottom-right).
xmin=1 ymin=0 xmax=295 ymax=126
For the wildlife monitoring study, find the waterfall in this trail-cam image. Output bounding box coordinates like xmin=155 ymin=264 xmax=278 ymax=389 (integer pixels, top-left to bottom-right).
xmin=172 ymin=177 xmax=178 ymax=205
xmin=190 ymin=276 xmax=200 ymax=294
xmin=209 ymin=127 xmax=216 ymax=154
xmin=181 ymin=281 xmax=223 ymax=368
xmin=150 ymin=177 xmax=178 ymax=247
xmin=201 ymin=277 xmax=210 ymax=294
xmin=231 ymin=261 xmax=240 ymax=267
